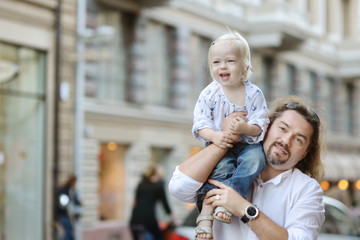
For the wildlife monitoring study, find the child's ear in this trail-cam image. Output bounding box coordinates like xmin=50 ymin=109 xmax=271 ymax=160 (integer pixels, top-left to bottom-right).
xmin=242 ymin=65 xmax=250 ymax=79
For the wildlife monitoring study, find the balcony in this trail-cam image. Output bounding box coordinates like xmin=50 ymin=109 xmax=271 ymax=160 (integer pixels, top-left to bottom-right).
xmin=168 ymin=0 xmax=316 ymax=50
xmin=245 ymin=2 xmax=316 ymax=50
xmin=98 ymin=0 xmax=170 ymax=11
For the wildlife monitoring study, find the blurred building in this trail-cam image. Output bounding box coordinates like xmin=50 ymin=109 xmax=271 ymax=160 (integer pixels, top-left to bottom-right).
xmin=0 ymin=0 xmax=77 ymax=239
xmin=1 ymin=0 xmax=360 ymax=239
xmin=75 ymin=0 xmax=360 ymax=237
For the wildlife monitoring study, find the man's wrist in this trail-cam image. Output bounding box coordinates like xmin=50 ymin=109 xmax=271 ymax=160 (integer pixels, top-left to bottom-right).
xmin=241 ymin=204 xmax=259 ymax=223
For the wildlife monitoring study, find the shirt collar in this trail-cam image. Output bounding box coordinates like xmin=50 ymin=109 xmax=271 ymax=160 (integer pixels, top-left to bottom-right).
xmin=256 ymin=168 xmax=294 ymax=185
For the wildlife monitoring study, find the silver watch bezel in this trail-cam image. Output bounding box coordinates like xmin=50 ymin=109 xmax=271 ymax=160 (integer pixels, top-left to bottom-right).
xmin=244 ymin=204 xmax=259 ymax=221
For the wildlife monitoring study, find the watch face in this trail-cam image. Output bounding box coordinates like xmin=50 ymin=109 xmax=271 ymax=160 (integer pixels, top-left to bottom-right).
xmin=247 ymin=206 xmax=257 ymax=217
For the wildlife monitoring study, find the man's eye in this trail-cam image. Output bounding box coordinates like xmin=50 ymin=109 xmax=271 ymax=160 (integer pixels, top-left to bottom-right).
xmin=295 ymin=138 xmax=304 ymax=146
xmin=279 ymin=127 xmax=286 ymax=132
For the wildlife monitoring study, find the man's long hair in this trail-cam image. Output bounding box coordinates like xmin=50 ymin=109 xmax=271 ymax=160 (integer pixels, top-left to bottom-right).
xmin=267 ymin=96 xmax=325 ymax=182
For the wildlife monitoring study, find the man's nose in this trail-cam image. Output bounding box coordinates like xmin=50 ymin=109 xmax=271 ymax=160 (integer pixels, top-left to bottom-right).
xmin=281 ymin=134 xmax=291 ymax=148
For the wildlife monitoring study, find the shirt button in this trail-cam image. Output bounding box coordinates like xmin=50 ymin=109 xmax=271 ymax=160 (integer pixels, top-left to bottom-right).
xmin=259 ymin=184 xmax=263 ymax=188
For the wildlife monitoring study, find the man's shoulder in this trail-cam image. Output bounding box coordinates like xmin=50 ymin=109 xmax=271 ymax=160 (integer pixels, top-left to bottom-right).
xmin=292 ymin=168 xmax=317 ymax=181
xmin=290 ymin=168 xmax=322 ymax=190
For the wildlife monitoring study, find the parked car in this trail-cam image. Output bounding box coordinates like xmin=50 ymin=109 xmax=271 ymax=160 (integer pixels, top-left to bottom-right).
xmin=170 ymin=196 xmax=360 ymax=240
xmin=318 ymin=196 xmax=360 ymax=240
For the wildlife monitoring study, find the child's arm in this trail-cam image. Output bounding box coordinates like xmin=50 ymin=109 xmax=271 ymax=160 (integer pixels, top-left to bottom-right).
xmin=198 ymin=128 xmax=235 ymax=149
xmin=229 ymin=114 xmax=262 ymax=136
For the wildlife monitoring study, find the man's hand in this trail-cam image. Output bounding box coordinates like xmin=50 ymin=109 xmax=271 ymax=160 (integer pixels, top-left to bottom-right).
xmin=205 ymin=179 xmax=249 ymax=218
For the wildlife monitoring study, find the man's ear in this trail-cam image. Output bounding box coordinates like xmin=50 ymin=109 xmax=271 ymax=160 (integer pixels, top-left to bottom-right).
xmin=300 ymin=151 xmax=309 ymax=161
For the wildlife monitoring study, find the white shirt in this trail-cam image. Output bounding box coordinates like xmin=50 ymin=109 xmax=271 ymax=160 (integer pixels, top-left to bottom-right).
xmin=168 ymin=167 xmax=325 ymax=240
xmin=192 ymin=80 xmax=269 ymax=144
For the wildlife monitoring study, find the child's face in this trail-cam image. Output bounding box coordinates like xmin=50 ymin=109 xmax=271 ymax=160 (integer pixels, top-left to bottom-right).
xmin=210 ymin=41 xmax=245 ymax=89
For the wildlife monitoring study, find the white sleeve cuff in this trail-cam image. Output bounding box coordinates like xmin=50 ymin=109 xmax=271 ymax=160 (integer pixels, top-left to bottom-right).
xmin=168 ymin=166 xmax=203 ymax=203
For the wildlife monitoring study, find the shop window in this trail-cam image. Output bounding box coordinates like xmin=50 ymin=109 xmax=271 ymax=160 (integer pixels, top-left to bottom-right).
xmin=98 ymin=142 xmax=128 ymax=221
xmin=0 ymin=42 xmax=46 ymax=240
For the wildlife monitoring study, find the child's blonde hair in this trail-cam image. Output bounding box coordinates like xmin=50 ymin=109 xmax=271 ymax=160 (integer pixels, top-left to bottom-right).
xmin=208 ymin=30 xmax=252 ymax=80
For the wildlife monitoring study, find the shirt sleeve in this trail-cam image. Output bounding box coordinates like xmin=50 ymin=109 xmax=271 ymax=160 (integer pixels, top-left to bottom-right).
xmin=242 ymin=86 xmax=269 ymax=144
xmin=192 ymin=83 xmax=216 ymax=142
xmin=168 ymin=166 xmax=203 ymax=203
xmin=286 ymin=179 xmax=325 ymax=240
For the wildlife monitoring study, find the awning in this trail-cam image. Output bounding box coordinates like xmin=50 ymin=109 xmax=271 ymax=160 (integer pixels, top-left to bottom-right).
xmin=323 ymin=152 xmax=360 ymax=182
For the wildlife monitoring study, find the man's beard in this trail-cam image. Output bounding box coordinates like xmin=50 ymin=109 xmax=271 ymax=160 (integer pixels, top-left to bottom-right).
xmin=266 ymin=141 xmax=290 ymax=166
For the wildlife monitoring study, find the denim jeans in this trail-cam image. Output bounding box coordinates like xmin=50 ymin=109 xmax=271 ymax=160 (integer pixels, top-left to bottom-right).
xmin=59 ymin=216 xmax=74 ymax=240
xmin=197 ymin=143 xmax=265 ymax=208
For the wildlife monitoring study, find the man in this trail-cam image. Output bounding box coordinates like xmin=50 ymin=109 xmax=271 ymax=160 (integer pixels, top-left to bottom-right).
xmin=169 ymin=96 xmax=325 ymax=239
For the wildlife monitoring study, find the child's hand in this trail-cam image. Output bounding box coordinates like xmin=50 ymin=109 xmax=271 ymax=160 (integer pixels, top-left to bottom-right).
xmin=229 ymin=115 xmax=248 ymax=135
xmin=212 ymin=131 xmax=234 ymax=149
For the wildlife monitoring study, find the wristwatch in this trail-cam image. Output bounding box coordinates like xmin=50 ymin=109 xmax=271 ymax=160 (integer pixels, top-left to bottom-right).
xmin=241 ymin=204 xmax=259 ymax=223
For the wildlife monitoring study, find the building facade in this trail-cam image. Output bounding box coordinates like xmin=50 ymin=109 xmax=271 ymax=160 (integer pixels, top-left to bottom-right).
xmin=0 ymin=0 xmax=77 ymax=239
xmin=76 ymin=0 xmax=360 ymax=238
xmin=1 ymin=0 xmax=360 ymax=239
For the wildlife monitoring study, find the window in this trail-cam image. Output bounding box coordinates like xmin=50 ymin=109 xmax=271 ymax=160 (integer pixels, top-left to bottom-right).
xmin=286 ymin=64 xmax=297 ymax=95
xmin=262 ymin=57 xmax=274 ymax=102
xmin=326 ymin=77 xmax=336 ymax=131
xmin=309 ymin=71 xmax=320 ymax=107
xmin=0 ymin=42 xmax=46 ymax=240
xmin=342 ymin=0 xmax=351 ymax=39
xmin=345 ymin=83 xmax=355 ymax=134
xmin=84 ymin=1 xmax=134 ymax=102
xmin=307 ymin=0 xmax=314 ymax=25
xmin=167 ymin=28 xmax=191 ymax=109
xmin=146 ymin=22 xmax=172 ymax=107
xmin=326 ymin=1 xmax=331 ymax=34
xmin=189 ymin=34 xmax=212 ymax=108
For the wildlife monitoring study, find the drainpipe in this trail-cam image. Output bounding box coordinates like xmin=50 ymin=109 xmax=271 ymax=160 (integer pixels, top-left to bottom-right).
xmin=75 ymin=0 xmax=86 ymax=180
xmin=53 ymin=0 xmax=62 ymax=238
xmin=74 ymin=0 xmax=87 ymax=239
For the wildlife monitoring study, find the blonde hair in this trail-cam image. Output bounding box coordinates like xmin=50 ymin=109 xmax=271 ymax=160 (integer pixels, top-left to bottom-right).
xmin=208 ymin=30 xmax=252 ymax=80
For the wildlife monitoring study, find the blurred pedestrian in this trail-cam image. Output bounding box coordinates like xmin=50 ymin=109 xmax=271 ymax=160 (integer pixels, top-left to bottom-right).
xmin=130 ymin=164 xmax=174 ymax=240
xmin=55 ymin=174 xmax=82 ymax=240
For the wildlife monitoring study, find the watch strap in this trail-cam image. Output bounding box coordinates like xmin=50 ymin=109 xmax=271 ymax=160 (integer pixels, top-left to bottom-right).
xmin=241 ymin=214 xmax=250 ymax=223
xmin=241 ymin=205 xmax=259 ymax=224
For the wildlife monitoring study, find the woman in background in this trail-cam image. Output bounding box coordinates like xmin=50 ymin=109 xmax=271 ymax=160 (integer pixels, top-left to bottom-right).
xmin=130 ymin=164 xmax=174 ymax=240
